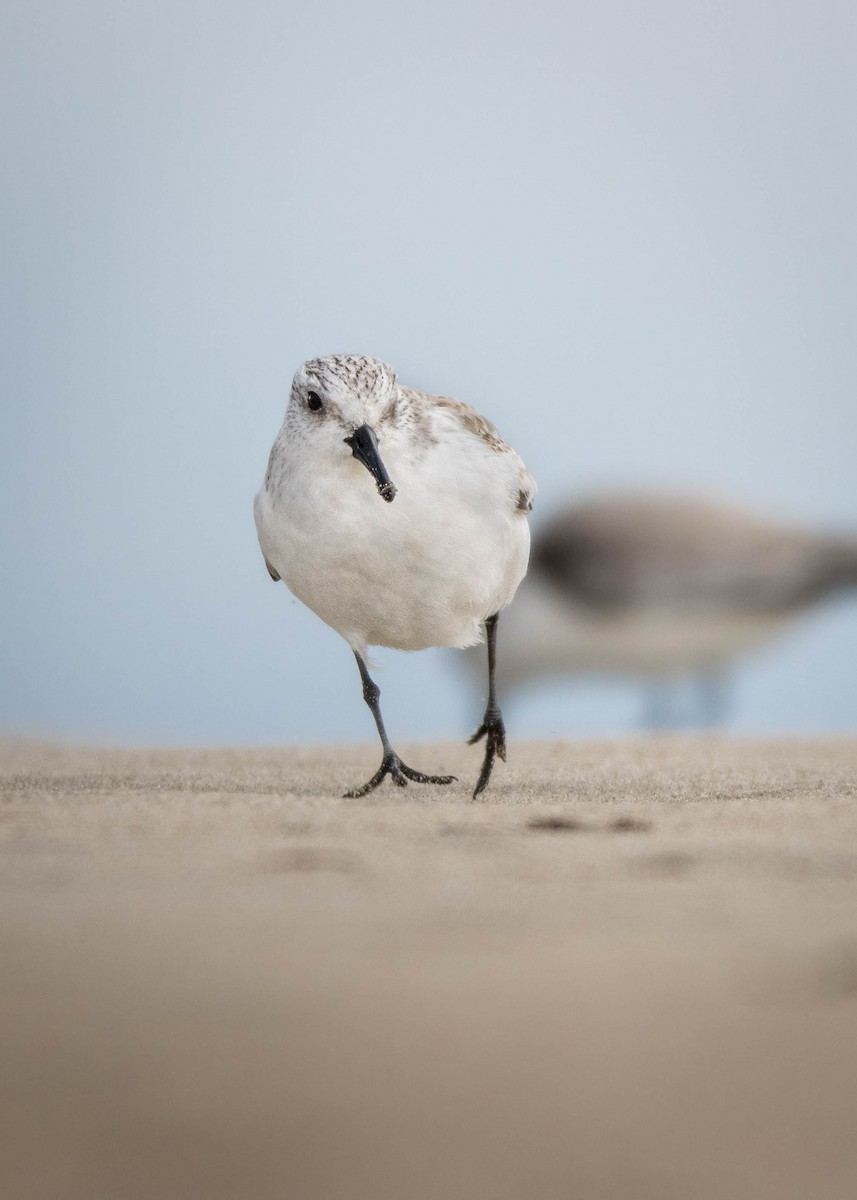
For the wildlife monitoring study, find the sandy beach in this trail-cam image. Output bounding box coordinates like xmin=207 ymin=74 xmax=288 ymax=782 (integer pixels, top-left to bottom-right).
xmin=2 ymin=736 xmax=857 ymax=1199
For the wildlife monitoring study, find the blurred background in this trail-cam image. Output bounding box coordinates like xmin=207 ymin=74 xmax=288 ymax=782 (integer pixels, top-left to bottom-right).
xmin=2 ymin=0 xmax=856 ymax=746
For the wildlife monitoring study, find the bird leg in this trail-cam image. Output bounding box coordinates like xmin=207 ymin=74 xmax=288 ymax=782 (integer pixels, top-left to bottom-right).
xmin=344 ymin=652 xmax=457 ymax=798
xmin=641 ymin=680 xmax=673 ymax=731
xmin=468 ymin=613 xmax=507 ymax=798
xmin=697 ymin=668 xmax=729 ymax=729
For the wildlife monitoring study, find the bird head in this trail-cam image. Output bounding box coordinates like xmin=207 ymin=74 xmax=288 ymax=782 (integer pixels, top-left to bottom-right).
xmin=287 ymin=354 xmax=399 ymax=502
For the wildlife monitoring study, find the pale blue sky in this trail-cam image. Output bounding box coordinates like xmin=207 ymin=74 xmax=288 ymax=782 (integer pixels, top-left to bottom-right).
xmin=3 ymin=0 xmax=856 ymax=745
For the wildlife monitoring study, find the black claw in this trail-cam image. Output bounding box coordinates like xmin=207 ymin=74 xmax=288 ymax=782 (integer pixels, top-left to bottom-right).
xmin=344 ymin=751 xmax=456 ymax=798
xmin=468 ymin=709 xmax=507 ymax=799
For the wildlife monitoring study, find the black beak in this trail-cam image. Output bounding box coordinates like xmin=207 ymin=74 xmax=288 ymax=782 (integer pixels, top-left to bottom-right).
xmin=344 ymin=424 xmax=397 ymax=502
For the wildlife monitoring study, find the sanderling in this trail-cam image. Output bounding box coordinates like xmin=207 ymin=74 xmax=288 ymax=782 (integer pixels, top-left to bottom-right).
xmin=254 ymin=354 xmax=536 ymax=797
xmin=479 ymin=492 xmax=857 ymax=726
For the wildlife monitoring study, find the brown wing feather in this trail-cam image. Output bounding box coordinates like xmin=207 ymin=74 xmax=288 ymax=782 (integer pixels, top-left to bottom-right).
xmin=533 ymin=495 xmax=857 ymax=613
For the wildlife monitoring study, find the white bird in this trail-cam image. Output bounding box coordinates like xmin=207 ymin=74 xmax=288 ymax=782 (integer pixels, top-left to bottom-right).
xmin=254 ymin=354 xmax=536 ymax=797
xmin=489 ymin=492 xmax=857 ymax=726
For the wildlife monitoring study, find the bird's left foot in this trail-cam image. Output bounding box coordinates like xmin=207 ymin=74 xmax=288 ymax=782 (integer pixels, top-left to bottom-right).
xmin=344 ymin=752 xmax=457 ymax=799
xmin=468 ymin=706 xmax=507 ymax=798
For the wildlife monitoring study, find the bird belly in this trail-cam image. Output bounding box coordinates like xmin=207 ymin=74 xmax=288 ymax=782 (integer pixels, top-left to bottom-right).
xmin=566 ymin=610 xmax=793 ymax=675
xmin=498 ymin=579 xmax=795 ymax=685
xmin=256 ymin=466 xmax=529 ymax=653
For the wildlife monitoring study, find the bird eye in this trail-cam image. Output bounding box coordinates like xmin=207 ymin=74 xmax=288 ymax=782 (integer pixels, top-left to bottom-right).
xmin=307 ymin=390 xmax=323 ymax=412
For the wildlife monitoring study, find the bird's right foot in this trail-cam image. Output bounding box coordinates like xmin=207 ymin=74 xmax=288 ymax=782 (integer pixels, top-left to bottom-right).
xmin=344 ymin=752 xmax=457 ymax=798
xmin=468 ymin=705 xmax=507 ymax=798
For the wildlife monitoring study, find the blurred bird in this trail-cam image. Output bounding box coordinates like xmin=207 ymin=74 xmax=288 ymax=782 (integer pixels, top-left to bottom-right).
xmin=255 ymin=354 xmax=535 ymax=797
xmin=482 ymin=493 xmax=857 ymax=727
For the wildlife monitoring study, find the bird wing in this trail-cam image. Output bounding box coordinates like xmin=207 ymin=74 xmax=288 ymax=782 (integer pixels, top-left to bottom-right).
xmin=253 ymin=489 xmax=282 ymax=582
xmin=407 ymin=389 xmax=536 ymax=517
xmin=532 ymin=495 xmax=854 ymax=614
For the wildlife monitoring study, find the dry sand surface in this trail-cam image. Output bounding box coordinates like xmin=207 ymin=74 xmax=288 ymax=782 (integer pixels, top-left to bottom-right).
xmin=2 ymin=737 xmax=857 ymax=1200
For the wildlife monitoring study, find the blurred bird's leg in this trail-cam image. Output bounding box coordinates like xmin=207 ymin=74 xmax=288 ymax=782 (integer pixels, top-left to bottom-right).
xmin=468 ymin=613 xmax=507 ymax=798
xmin=697 ymin=668 xmax=730 ymax=729
xmin=641 ymin=680 xmax=674 ymax=731
xmin=344 ymin=652 xmax=456 ymax=798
